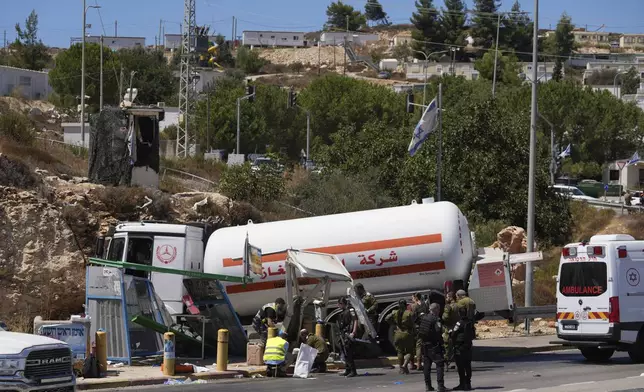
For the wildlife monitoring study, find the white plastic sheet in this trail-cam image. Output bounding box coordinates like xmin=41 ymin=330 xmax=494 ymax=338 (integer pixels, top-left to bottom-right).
xmin=293 ymin=343 xmax=318 ymax=379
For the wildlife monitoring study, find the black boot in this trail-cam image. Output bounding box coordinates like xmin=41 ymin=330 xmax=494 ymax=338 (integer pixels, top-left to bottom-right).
xmin=339 ymin=369 xmax=350 ymax=376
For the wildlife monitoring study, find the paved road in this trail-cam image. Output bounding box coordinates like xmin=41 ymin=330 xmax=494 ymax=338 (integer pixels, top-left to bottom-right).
xmin=112 ymin=350 xmax=644 ymax=391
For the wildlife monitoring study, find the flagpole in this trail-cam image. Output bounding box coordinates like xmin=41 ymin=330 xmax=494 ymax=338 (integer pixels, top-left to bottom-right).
xmin=437 ymin=83 xmax=443 ymax=202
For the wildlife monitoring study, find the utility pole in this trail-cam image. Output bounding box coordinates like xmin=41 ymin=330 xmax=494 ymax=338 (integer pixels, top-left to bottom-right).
xmin=492 ymin=12 xmax=501 ymax=98
xmin=318 ymin=41 xmax=321 ymax=75
xmin=114 ymin=20 xmax=117 ymax=37
xmin=344 ymin=15 xmax=348 ymax=75
xmin=526 ymin=0 xmax=540 ymax=316
xmin=206 ymin=94 xmax=210 ymax=152
xmin=81 ymin=0 xmax=86 ymax=146
xmin=236 ymin=97 xmax=241 ymax=153
xmin=231 ymin=16 xmax=235 ymax=46
xmin=158 ymin=19 xmax=163 ymax=49
xmin=100 ymin=35 xmax=104 ymax=111
xmin=119 ymin=65 xmax=124 ymax=104
xmin=306 ymin=110 xmax=311 ymax=166
xmin=437 ymin=83 xmax=443 ymax=201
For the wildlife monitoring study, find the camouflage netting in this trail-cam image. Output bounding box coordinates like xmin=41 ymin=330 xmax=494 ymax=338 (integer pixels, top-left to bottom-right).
xmin=88 ymin=108 xmax=132 ymax=186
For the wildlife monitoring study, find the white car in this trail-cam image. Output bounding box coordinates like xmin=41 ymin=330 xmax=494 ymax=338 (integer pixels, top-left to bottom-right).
xmin=552 ymin=185 xmax=598 ymax=201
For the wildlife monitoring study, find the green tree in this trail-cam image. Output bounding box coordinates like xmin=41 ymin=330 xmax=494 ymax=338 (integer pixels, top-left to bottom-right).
xmin=325 ymin=1 xmax=366 ymax=31
xmin=470 ymin=0 xmax=500 ymax=49
xmin=621 ymin=66 xmax=641 ymax=95
xmin=214 ymin=34 xmax=235 ymax=67
xmin=503 ymin=1 xmax=533 ymax=60
xmin=9 ymin=10 xmax=51 ymax=71
xmin=392 ymin=42 xmax=413 ymax=62
xmin=235 ymin=46 xmax=267 ymax=74
xmin=474 ymin=50 xmax=522 ymax=86
xmin=365 ymin=0 xmax=389 ymax=26
xmin=117 ymin=47 xmax=177 ymax=105
xmin=410 ymin=0 xmax=442 ymax=57
xmin=49 ymin=43 xmax=120 ymax=109
xmin=439 ymin=0 xmax=468 ymax=57
xmin=552 ymin=13 xmax=575 ymax=81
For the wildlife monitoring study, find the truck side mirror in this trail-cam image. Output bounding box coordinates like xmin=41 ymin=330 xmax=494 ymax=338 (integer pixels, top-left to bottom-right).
xmin=95 ymin=236 xmax=105 ymax=258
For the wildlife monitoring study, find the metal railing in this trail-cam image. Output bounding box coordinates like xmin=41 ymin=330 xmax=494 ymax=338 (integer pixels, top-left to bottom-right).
xmin=583 ymin=198 xmax=644 ymax=214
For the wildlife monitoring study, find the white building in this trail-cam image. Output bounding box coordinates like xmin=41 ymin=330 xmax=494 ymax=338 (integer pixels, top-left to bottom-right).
xmin=319 ymin=32 xmax=379 ymax=47
xmin=242 ymin=31 xmax=307 ymax=47
xmin=158 ymin=106 xmax=179 ymax=131
xmin=79 ymin=36 xmax=145 ymax=50
xmin=603 ymin=158 xmax=644 ymax=190
xmin=519 ymin=62 xmax=559 ymax=83
xmin=0 ymin=65 xmax=52 ymax=100
xmin=405 ymin=61 xmax=479 ymax=81
xmin=164 ymin=34 xmax=219 ymax=51
xmin=622 ymin=82 xmax=644 ymax=112
xmin=62 ymin=122 xmax=91 ymax=148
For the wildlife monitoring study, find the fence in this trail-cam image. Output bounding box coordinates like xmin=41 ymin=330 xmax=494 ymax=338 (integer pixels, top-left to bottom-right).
xmin=585 ymin=198 xmax=644 ymax=215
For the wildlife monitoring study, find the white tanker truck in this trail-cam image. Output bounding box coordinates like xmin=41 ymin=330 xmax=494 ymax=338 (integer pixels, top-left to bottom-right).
xmin=97 ymin=200 xmax=520 ymax=347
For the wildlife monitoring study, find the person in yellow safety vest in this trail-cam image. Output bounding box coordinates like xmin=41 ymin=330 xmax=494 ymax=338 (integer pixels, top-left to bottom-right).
xmin=263 ymin=330 xmax=290 ymax=377
xmin=252 ymin=298 xmax=286 ymax=347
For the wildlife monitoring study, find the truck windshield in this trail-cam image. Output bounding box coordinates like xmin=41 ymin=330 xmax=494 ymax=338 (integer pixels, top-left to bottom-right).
xmin=559 ymin=262 xmax=607 ymax=297
xmin=107 ymin=237 xmax=126 ymax=261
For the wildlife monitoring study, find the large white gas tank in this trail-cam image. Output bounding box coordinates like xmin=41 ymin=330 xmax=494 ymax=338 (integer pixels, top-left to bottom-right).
xmin=204 ymin=201 xmax=476 ymax=317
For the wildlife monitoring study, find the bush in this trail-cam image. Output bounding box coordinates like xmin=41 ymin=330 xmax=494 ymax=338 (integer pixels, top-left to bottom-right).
xmin=472 ymin=219 xmax=509 ymax=248
xmin=290 ymin=170 xmax=395 ymax=215
xmin=0 ymin=111 xmax=35 ymax=145
xmin=236 ymin=46 xmax=267 ymax=74
xmin=218 ymin=163 xmax=285 ymax=203
xmin=62 ymin=204 xmax=98 ymax=251
xmin=228 ymin=201 xmax=264 ymax=225
xmin=94 ymin=186 xmax=151 ymax=219
xmin=0 ymin=153 xmax=40 ymax=189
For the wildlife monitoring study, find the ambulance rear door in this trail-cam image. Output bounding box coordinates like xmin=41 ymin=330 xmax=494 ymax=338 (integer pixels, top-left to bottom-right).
xmin=557 ymin=243 xmax=611 ymax=337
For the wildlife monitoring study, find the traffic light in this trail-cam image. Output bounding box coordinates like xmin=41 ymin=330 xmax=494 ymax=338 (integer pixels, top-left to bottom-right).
xmin=288 ymin=89 xmax=298 ymax=108
xmin=406 ymin=92 xmax=414 ymax=113
xmin=247 ymin=85 xmax=255 ymax=102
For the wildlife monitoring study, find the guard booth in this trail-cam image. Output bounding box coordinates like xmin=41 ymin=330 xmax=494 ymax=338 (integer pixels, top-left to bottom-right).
xmin=85 ymin=258 xmax=251 ymax=364
xmin=88 ymin=102 xmax=164 ymax=189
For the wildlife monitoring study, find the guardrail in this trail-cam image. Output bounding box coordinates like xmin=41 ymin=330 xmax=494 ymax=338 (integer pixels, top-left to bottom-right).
xmin=584 ymin=198 xmax=644 ymax=214
xmin=515 ymin=305 xmax=556 ymax=319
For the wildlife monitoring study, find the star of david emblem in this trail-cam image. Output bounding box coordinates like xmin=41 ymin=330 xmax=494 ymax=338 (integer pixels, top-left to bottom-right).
xmin=626 ymin=268 xmax=640 ymax=287
xmin=495 ymin=269 xmax=502 ymax=276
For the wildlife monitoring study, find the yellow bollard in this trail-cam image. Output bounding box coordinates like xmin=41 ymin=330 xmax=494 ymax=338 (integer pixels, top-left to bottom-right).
xmin=315 ymin=322 xmax=324 ymax=338
xmin=268 ymin=327 xmax=277 ymax=338
xmin=216 ymin=329 xmax=229 ymax=372
xmin=95 ymin=331 xmax=107 ymax=377
xmin=163 ymin=332 xmax=176 ymax=376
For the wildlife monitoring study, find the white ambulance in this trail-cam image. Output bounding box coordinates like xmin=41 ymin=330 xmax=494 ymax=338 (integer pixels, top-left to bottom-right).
xmin=553 ymin=234 xmax=644 ymax=362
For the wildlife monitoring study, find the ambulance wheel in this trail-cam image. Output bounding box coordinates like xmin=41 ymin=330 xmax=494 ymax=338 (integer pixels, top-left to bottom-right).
xmin=627 ymin=334 xmax=644 ymax=363
xmin=580 ymin=347 xmax=614 ymax=362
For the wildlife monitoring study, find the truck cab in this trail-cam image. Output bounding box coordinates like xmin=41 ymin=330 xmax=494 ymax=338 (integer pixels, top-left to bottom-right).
xmin=554 ymin=234 xmax=644 ymax=362
xmin=97 ymin=222 xmax=212 ymax=314
xmin=0 ymin=325 xmax=76 ymax=391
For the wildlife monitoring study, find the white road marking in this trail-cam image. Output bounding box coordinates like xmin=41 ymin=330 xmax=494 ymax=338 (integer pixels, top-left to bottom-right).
xmin=559 ymin=381 xmax=595 ymax=387
xmin=627 ymin=374 xmax=644 ymax=379
xmin=507 ymin=389 xmax=527 ymax=392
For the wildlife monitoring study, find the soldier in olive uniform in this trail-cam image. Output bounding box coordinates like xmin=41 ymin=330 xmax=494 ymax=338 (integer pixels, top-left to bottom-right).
xmin=442 ymin=291 xmax=459 ymax=368
xmin=410 ymin=292 xmax=428 ymax=370
xmin=456 ymin=290 xmax=477 ymax=337
xmin=386 ymin=299 xmax=415 ymax=374
xmin=355 ymin=283 xmax=378 ymax=332
xmin=299 ymin=329 xmax=329 ymax=373
xmin=337 ymin=296 xmax=359 ymax=378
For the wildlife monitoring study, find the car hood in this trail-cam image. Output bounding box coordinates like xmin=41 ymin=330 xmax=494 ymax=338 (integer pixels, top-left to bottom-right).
xmin=0 ymin=332 xmax=67 ymax=355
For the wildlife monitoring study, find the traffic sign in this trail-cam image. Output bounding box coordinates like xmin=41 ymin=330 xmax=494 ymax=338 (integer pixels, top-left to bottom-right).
xmin=617 ymin=161 xmax=627 ymax=170
xmin=604 ymin=184 xmax=609 ymax=191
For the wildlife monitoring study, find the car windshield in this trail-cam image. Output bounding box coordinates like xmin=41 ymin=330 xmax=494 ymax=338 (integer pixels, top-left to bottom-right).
xmin=570 ymin=188 xmax=585 ymax=196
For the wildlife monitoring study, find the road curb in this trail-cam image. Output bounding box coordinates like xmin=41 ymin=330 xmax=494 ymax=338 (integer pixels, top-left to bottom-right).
xmin=76 ymin=370 xmax=246 ymax=390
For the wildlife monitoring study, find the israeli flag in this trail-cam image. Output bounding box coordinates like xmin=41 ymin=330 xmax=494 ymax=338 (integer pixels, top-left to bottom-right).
xmin=558 ymin=144 xmax=571 ymax=159
xmin=627 ymin=151 xmax=640 ymax=167
xmin=408 ymin=98 xmax=439 ymax=157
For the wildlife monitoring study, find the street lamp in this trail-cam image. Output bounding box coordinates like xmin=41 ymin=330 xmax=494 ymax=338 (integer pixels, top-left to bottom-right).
xmin=614 ymin=70 xmax=628 ymax=99
xmin=81 ymin=0 xmax=101 ymax=147
xmin=412 ymin=49 xmax=448 ymax=106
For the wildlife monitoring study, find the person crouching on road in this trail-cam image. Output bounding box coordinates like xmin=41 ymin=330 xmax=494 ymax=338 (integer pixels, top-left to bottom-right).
xmin=418 ymin=302 xmax=446 ymax=392
xmin=450 ymin=306 xmax=474 ymax=391
xmin=252 ymin=298 xmax=286 ymax=347
xmin=263 ymin=330 xmax=290 ymax=377
xmin=299 ymin=329 xmax=329 ymax=373
xmin=385 ymin=299 xmax=415 ymax=374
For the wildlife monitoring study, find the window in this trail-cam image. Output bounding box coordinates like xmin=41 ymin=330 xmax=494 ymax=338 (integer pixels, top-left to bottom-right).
xmin=107 ymin=237 xmax=126 ymax=261
xmin=270 ymin=35 xmax=275 ymax=39
xmin=559 ymin=262 xmax=607 ymax=297
xmin=19 ymin=76 xmax=31 ymax=87
xmin=125 ymin=237 xmax=153 ymax=278
xmin=282 ymin=37 xmax=287 ymax=41
xmin=259 ymin=34 xmax=263 ymax=37
xmin=293 ymin=36 xmax=299 ymax=40
xmin=609 ymin=169 xmax=620 ymax=181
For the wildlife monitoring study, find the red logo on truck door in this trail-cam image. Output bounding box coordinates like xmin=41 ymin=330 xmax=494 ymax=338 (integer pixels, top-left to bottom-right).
xmin=156 ymin=245 xmax=177 ymax=264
